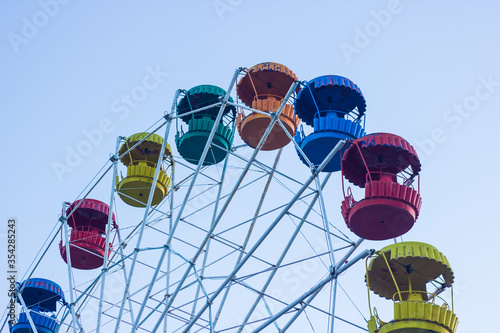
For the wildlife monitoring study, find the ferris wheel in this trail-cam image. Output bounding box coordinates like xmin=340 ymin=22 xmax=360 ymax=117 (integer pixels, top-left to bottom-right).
xmin=3 ymin=63 xmax=459 ymax=333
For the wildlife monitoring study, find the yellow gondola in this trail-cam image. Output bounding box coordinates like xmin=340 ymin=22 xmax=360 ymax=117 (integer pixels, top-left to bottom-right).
xmin=116 ymin=132 xmax=174 ymax=207
xmin=366 ymin=241 xmax=459 ymax=333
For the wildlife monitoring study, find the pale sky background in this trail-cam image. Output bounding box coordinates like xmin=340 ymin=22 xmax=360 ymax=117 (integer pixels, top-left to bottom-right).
xmin=1 ymin=1 xmax=499 ymax=332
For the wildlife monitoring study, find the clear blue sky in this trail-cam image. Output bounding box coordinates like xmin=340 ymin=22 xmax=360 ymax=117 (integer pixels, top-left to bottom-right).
xmin=1 ymin=1 xmax=499 ymax=332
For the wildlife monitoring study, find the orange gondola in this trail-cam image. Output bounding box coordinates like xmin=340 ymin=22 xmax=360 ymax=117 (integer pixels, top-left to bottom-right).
xmin=236 ymin=62 xmax=300 ymax=150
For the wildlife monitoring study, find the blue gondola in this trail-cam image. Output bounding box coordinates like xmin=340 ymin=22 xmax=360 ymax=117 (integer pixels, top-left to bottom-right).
xmin=294 ymin=75 xmax=366 ymax=172
xmin=10 ymin=278 xmax=65 ymax=333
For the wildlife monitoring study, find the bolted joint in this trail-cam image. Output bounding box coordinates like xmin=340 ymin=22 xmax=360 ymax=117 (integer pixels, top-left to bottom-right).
xmin=164 ymin=113 xmax=173 ymax=122
xmin=109 ymin=154 xmax=119 ymax=162
xmin=218 ymin=95 xmax=229 ymax=105
xmin=269 ymin=111 xmax=279 ymax=121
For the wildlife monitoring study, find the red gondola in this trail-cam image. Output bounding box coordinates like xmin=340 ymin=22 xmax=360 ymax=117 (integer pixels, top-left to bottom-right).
xmin=59 ymin=199 xmax=116 ymax=270
xmin=340 ymin=133 xmax=422 ymax=240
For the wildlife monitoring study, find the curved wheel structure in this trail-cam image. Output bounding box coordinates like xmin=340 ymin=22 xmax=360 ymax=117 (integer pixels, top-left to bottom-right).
xmin=1 ymin=66 xmax=457 ymax=333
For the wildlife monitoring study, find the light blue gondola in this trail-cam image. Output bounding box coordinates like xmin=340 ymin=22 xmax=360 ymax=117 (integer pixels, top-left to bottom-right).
xmin=175 ymin=85 xmax=236 ymax=166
